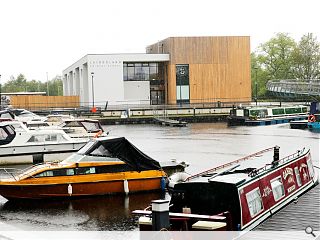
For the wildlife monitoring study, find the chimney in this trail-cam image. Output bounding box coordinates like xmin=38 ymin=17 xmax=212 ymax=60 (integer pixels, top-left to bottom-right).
xmin=272 ymin=146 xmax=280 ymax=167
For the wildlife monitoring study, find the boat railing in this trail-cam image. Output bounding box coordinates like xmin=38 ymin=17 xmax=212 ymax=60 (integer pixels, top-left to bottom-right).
xmin=0 ymin=161 xmax=62 ymax=181
xmin=17 ymin=161 xmax=65 ymax=180
xmin=248 ymin=148 xmax=307 ymax=177
xmin=185 ymin=147 xmax=275 ymax=182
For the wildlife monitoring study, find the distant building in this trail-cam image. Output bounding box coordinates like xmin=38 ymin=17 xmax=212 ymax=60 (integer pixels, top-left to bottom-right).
xmin=62 ymin=36 xmax=251 ymax=106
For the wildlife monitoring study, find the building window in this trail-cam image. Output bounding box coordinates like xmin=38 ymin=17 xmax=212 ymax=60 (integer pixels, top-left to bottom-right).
xmin=176 ymin=64 xmax=190 ymax=104
xmin=271 ymin=177 xmax=285 ymax=201
xmin=246 ymin=187 xmax=264 ymax=218
xmin=294 ymin=167 xmax=302 ymax=187
xmin=123 ymin=62 xmax=162 ymax=81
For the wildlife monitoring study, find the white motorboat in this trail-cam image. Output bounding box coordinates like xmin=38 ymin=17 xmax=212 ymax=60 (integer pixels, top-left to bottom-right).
xmin=26 ymin=118 xmax=107 ymax=139
xmin=10 ymin=109 xmax=47 ymax=122
xmin=0 ymin=121 xmax=89 ymax=165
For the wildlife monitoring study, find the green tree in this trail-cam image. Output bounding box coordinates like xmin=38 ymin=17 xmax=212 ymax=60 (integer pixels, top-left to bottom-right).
xmin=2 ymin=74 xmax=63 ymax=96
xmin=256 ymin=33 xmax=296 ymax=80
xmin=292 ymin=33 xmax=320 ymax=79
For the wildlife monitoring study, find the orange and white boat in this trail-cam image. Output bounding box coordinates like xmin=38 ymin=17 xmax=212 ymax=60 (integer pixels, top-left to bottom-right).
xmin=0 ymin=136 xmax=166 ymax=200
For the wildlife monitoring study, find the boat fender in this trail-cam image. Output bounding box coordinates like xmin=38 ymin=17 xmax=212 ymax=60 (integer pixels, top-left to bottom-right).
xmin=68 ymin=184 xmax=72 ymax=196
xmin=308 ymin=115 xmax=316 ymax=122
xmin=160 ymin=177 xmax=166 ymax=191
xmin=94 ymin=130 xmax=103 ymax=138
xmin=124 ymin=179 xmax=129 ymax=195
xmin=168 ymin=172 xmax=190 ymax=188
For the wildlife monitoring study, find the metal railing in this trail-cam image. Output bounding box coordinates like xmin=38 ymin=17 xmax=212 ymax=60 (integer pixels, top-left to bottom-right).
xmin=267 ymin=79 xmax=320 ymax=97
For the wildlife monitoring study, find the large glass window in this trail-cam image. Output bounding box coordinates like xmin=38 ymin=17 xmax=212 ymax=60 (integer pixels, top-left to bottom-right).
xmin=246 ymin=188 xmax=264 ymax=217
xmin=271 ymin=177 xmax=285 ymax=201
xmin=123 ymin=62 xmax=162 ymax=81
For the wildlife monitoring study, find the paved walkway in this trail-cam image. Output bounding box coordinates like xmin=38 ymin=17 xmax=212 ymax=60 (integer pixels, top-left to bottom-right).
xmin=255 ymin=183 xmax=320 ymax=231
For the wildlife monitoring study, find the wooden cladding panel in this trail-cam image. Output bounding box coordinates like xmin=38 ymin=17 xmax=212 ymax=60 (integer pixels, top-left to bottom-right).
xmin=148 ymin=36 xmax=251 ymax=103
xmin=10 ymin=96 xmax=80 ymax=110
xmin=167 ymin=65 xmax=177 ymax=105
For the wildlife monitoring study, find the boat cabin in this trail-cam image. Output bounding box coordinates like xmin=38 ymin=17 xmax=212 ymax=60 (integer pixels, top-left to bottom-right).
xmin=229 ymin=105 xmax=308 ymax=119
xmin=168 ymin=146 xmax=317 ymax=231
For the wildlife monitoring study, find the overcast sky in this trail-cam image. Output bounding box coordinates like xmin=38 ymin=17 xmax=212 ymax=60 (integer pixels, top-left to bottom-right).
xmin=0 ymin=0 xmax=319 ymax=83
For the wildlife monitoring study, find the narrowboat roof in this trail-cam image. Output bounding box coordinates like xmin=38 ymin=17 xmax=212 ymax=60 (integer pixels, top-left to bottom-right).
xmin=185 ymin=148 xmax=309 ymax=187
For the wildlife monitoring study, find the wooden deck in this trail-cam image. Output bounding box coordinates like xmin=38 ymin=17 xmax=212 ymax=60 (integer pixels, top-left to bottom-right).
xmin=255 ymin=183 xmax=320 ymax=231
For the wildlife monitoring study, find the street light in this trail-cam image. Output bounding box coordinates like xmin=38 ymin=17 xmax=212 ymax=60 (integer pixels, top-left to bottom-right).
xmin=91 ymin=72 xmax=95 ymax=108
xmin=254 ymin=67 xmax=258 ymax=106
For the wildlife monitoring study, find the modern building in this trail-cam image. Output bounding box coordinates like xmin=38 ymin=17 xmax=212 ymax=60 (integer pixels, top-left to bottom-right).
xmin=63 ymin=36 xmax=251 ymax=107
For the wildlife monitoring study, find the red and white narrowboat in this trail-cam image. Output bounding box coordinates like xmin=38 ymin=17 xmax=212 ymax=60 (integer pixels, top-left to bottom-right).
xmin=164 ymin=146 xmax=318 ymax=231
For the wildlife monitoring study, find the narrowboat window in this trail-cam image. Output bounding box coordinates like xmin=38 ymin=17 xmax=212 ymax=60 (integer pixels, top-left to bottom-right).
xmin=294 ymin=167 xmax=302 ymax=187
xmin=271 ymin=177 xmax=285 ymax=201
xmin=245 ymin=188 xmax=264 ymax=217
xmin=306 ymin=159 xmax=314 ymax=178
xmin=66 ymin=169 xmax=75 ymax=176
xmin=89 ymin=167 xmax=95 ymax=174
xmin=272 ymin=108 xmax=285 ymax=115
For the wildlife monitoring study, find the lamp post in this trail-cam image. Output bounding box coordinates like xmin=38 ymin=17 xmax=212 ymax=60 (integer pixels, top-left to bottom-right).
xmin=91 ymin=72 xmax=95 ymax=108
xmin=254 ymin=67 xmax=258 ymax=106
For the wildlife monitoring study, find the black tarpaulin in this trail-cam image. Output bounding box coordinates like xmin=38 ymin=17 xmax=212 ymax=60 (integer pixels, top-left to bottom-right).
xmin=99 ymin=137 xmax=161 ymax=171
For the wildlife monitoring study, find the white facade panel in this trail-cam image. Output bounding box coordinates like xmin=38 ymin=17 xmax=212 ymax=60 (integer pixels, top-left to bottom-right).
xmin=62 ymin=53 xmax=169 ymax=106
xmin=124 ymin=81 xmax=150 ymax=104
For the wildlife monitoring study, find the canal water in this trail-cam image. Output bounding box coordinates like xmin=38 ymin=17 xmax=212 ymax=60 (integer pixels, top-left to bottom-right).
xmin=0 ymin=123 xmax=318 ymax=231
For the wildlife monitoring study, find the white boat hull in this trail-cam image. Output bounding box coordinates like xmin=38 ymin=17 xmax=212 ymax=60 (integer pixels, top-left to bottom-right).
xmin=0 ymin=142 xmax=86 ymax=165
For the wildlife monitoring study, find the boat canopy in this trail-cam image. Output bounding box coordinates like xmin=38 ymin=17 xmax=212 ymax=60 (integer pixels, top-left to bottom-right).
xmin=78 ymin=137 xmax=162 ymax=171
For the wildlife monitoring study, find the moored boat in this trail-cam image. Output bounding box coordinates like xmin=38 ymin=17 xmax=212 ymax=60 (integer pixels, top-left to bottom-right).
xmin=228 ymin=105 xmax=308 ymax=126
xmin=307 ymin=113 xmax=320 ymax=129
xmin=134 ymin=146 xmax=318 ymax=231
xmin=0 ymin=136 xmax=167 ymax=200
xmin=0 ymin=120 xmax=88 ymax=164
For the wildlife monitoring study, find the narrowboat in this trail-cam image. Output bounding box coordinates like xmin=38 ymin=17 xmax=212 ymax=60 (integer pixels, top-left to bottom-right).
xmin=134 ymin=146 xmax=318 ymax=231
xmin=0 ymin=136 xmax=166 ymax=200
xmin=228 ymin=105 xmax=308 ymax=126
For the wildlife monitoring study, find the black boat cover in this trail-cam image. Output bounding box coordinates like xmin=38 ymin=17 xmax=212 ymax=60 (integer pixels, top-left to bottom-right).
xmin=98 ymin=137 xmax=161 ymax=171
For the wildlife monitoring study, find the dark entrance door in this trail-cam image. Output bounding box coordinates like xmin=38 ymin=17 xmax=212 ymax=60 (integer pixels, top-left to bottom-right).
xmin=150 ymin=90 xmax=164 ymax=105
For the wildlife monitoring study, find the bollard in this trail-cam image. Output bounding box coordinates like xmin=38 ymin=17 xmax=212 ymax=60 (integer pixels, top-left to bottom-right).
xmin=151 ymin=199 xmax=170 ymax=230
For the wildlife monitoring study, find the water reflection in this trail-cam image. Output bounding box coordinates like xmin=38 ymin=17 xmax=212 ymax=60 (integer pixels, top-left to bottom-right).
xmin=0 ymin=192 xmax=166 ymax=231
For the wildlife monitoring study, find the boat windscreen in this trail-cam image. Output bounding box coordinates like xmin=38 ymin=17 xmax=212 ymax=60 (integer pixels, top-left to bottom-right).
xmin=81 ymin=121 xmax=101 ymax=132
xmin=0 ymin=126 xmax=16 ymax=145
